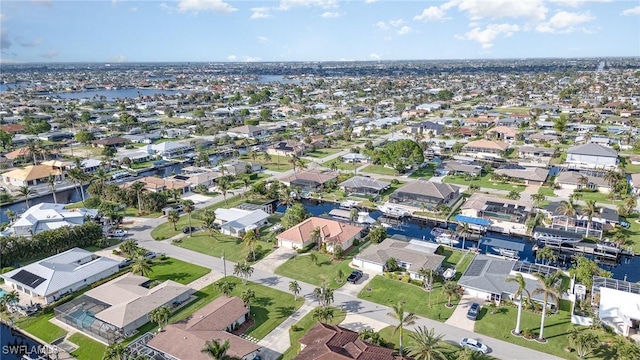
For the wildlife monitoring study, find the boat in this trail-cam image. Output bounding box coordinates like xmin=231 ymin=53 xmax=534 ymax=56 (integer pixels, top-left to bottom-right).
xmin=377 ymin=204 xmax=410 ymax=218
xmin=491 ymin=247 xmax=518 ymax=258
xmin=328 ymin=209 xmax=376 ymax=224
xmin=533 ymin=227 xmax=582 ymax=244
xmin=442 ymin=268 xmax=456 ymax=280
xmin=595 ymin=241 xmax=622 ymax=254
xmin=436 ymin=235 xmax=460 ymax=245
xmin=340 ymin=200 xmax=360 ymax=209
xmin=430 ymin=227 xmax=451 ymax=238
xmin=380 ymin=222 xmax=392 ymax=229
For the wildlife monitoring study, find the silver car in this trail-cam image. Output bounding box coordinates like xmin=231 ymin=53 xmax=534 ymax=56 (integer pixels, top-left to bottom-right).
xmin=459 ymin=338 xmax=488 ymax=354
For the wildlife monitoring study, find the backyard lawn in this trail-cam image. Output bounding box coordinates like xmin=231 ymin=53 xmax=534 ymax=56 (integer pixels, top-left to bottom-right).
xmin=321 ymin=158 xmax=362 ymax=171
xmin=408 ymin=162 xmax=437 ymax=179
xmin=67 ymin=202 xmax=160 ymax=218
xmin=619 ymin=213 xmax=640 ymax=253
xmin=573 ymin=190 xmax=623 ymax=206
xmin=360 ymin=164 xmax=399 ymax=176
xmin=274 ymin=251 xmax=355 ymax=289
xmin=537 ymin=186 xmax=555 ymax=197
xmin=306 ymin=148 xmax=341 ymax=158
xmin=443 ymin=174 xmax=527 ymax=192
xmin=68 ymin=333 xmax=107 ymax=360
xmin=282 ymin=306 xmax=346 ymax=360
xmin=174 ymin=231 xmax=275 ymax=263
xmin=239 ymin=154 xmax=309 ymax=172
xmin=378 ymin=179 xmax=406 ymax=202
xmin=147 ymin=257 xmax=210 ymax=285
xmin=15 ymin=310 xmax=67 ymax=343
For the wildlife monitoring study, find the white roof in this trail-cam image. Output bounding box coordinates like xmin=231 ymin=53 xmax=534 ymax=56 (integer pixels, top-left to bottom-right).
xmin=216 ymin=208 xmax=270 ymax=231
xmin=598 ymin=287 xmax=640 ymax=324
xmin=151 ymin=141 xmax=188 ymax=152
xmin=7 ymin=203 xmax=97 ymax=236
xmin=1 ymin=248 xmax=119 ymax=297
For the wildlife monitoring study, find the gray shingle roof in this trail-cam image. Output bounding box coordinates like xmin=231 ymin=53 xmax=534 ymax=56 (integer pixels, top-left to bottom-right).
xmin=567 ymin=143 xmax=618 ymax=158
xmin=339 ymin=176 xmax=391 ymax=191
xmin=394 ymin=179 xmax=459 ymax=199
xmin=355 ymin=238 xmax=444 ymax=272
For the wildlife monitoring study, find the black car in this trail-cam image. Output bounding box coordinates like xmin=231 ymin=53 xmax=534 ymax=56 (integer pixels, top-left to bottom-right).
xmin=467 ymin=303 xmax=480 ymax=320
xmin=347 ymin=270 xmax=364 ymax=284
xmin=182 ymin=226 xmax=197 ymax=234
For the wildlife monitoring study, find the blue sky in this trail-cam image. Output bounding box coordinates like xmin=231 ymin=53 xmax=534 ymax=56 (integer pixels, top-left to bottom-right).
xmin=1 ymin=0 xmax=639 ymax=63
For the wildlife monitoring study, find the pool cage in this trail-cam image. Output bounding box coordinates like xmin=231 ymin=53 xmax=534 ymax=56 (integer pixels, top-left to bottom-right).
xmin=54 ymin=296 xmax=121 ymax=344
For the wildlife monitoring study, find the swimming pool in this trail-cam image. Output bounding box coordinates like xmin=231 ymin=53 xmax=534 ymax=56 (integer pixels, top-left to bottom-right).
xmin=0 ymin=288 xmax=8 ymax=298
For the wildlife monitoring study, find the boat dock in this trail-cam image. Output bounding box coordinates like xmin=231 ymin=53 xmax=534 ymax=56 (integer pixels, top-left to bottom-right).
xmin=537 ymin=241 xmax=634 ymax=260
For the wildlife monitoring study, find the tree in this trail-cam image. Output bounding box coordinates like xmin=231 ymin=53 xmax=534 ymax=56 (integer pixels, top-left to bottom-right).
xmin=281 ymin=203 xmax=311 ymax=229
xmin=0 ymin=129 xmax=14 ymax=150
xmin=368 ymin=226 xmax=387 ymax=244
xmin=359 ymin=329 xmax=385 ymax=346
xmin=457 ymin=222 xmax=471 ymax=251
xmin=218 ymin=178 xmax=231 ymax=204
xmin=385 ymin=257 xmax=399 ymax=272
xmin=309 ymin=226 xmax=322 ymax=249
xmin=581 ymin=200 xmax=600 ymax=236
xmin=18 ymin=185 xmax=35 ymax=208
xmin=103 ymin=343 xmax=130 ymax=360
xmin=201 ymin=339 xmax=235 ymax=360
xmin=233 ymin=262 xmax=254 ymax=285
xmin=505 ymin=273 xmax=531 ymax=335
xmin=536 ymin=246 xmax=557 ymax=265
xmin=2 ymin=290 xmax=20 ymax=306
xmin=215 ymin=279 xmax=236 ymax=296
xmin=242 ymin=230 xmax=258 ymax=261
xmin=387 ymin=301 xmax=417 ymax=356
xmin=406 ymin=326 xmax=448 ymax=360
xmin=568 ymin=329 xmax=599 ymax=359
xmin=349 ymin=208 xmax=359 ymax=223
xmin=241 ymin=289 xmax=256 ymax=313
xmin=202 ymin=209 xmax=217 ymax=237
xmin=312 ymin=306 xmax=335 ymax=323
xmin=309 ymin=252 xmax=318 ymax=265
xmin=570 ymin=256 xmax=611 ymax=290
xmin=75 ymin=130 xmax=94 ymax=144
xmin=555 ymin=198 xmax=579 ymax=230
xmin=612 ymin=337 xmax=640 ymax=360
xmin=507 ymin=190 xmax=521 ymax=200
xmin=129 ymin=181 xmax=146 ymax=214
xmin=312 ymin=282 xmax=334 ymax=308
xmin=148 ymin=305 xmax=171 ymax=331
xmin=443 ymin=281 xmax=461 ymax=307
xmin=181 ymin=199 xmax=195 ymax=237
xmin=289 ymin=280 xmax=301 ymax=301
xmin=120 ymin=239 xmax=139 ymax=258
xmin=25 ymin=138 xmax=42 ymax=165
xmin=167 ymin=209 xmax=180 ymax=231
xmin=131 ymin=254 xmax=153 ymax=277
xmin=373 ymin=139 xmax=424 ymax=174
xmin=47 ymin=174 xmax=58 ymax=204
xmin=530 ymin=193 xmax=546 ymax=206
xmin=533 ymin=271 xmax=567 ymax=341
xmin=261 ymin=151 xmax=272 ymax=164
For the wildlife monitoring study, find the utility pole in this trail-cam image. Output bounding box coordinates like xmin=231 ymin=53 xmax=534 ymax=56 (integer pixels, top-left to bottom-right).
xmin=222 ymin=249 xmax=227 ymax=278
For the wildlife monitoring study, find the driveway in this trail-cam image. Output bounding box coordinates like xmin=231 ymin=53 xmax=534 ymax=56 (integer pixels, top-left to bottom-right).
xmin=253 ymin=247 xmax=296 ymax=273
xmin=444 ymin=294 xmax=484 ymax=332
xmin=335 ymin=266 xmax=376 ymax=298
xmin=339 ymin=313 xmax=388 ymax=333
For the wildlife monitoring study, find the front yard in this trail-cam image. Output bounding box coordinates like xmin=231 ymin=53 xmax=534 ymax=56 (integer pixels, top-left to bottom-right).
xmin=68 ymin=333 xmax=107 ymax=360
xmin=306 ymin=148 xmax=341 ymax=158
xmin=274 ymin=251 xmax=356 ymax=289
xmin=174 ymin=231 xmax=275 ymax=263
xmin=443 ymin=174 xmax=527 ymax=192
xmin=146 ymin=257 xmax=211 ymax=285
xmin=360 ymin=164 xmax=400 ymax=176
xmin=282 ymin=306 xmax=347 ymax=360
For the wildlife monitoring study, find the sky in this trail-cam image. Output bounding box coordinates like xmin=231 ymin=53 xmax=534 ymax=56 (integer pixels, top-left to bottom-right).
xmin=0 ymin=0 xmax=639 ymax=63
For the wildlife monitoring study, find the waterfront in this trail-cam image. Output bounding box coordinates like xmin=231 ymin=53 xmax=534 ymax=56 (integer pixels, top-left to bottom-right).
xmin=42 ymin=88 xmax=187 ymax=101
xmin=0 ymin=323 xmax=51 ymax=360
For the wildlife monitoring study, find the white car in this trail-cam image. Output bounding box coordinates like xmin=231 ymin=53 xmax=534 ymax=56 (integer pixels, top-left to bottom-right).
xmin=459 ymin=338 xmax=488 ymax=354
xmin=109 ymin=229 xmax=128 ymax=238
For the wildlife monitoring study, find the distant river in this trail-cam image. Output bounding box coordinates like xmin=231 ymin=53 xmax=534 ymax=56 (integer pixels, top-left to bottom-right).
xmin=246 ymin=75 xmax=302 ymax=85
xmin=40 ymin=88 xmax=186 ymax=101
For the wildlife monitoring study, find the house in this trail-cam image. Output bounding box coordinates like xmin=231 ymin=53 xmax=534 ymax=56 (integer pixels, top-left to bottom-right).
xmin=566 ymin=143 xmax=618 ymax=170
xmin=1 ymin=124 xmax=26 ymax=133
xmin=408 ymin=121 xmax=444 ymax=136
xmin=214 ymin=207 xmax=270 ymax=237
xmin=486 ymin=126 xmax=519 ymax=143
xmin=458 ymin=254 xmax=561 ymax=304
xmin=435 ymin=160 xmax=482 ymax=177
xmin=148 ymin=141 xmax=192 ymax=159
xmin=92 ymin=137 xmax=128 ymax=148
xmin=2 ymin=203 xmax=98 ymax=237
xmin=461 ymin=140 xmax=509 ymax=158
xmin=518 ymin=146 xmax=556 ymax=159
xmin=592 ymin=277 xmax=640 ymax=337
xmin=528 ymin=132 xmax=559 ymax=144
xmin=296 ymin=323 xmax=395 ymax=360
xmin=79 ymin=158 xmax=103 ymax=173
xmin=169 ymin=166 xmax=221 ymax=188
xmin=1 ymin=248 xmax=119 ymax=304
xmin=630 ymin=173 xmax=640 ymax=195
xmin=266 ymin=140 xmax=305 ymax=157
xmin=55 ymin=273 xmax=192 ymax=343
xmin=353 ymin=237 xmax=444 ymax=279
xmin=494 ymin=167 xmax=549 ymax=186
xmin=389 ymin=179 xmax=460 ymax=211
xmin=460 ymin=193 xmax=532 ymax=235
xmin=276 ymin=217 xmax=362 ymax=251
xmin=280 ymin=170 xmax=339 ymax=191
xmin=341 ymin=153 xmax=370 ymax=163
xmin=227 ymin=125 xmax=267 ymax=139
xmin=544 ymin=201 xmax=618 ymax=239
xmin=1 ymin=164 xmax=62 ymax=187
xmin=555 ymin=171 xmax=610 ymax=193
xmin=220 ymin=160 xmax=261 ymax=176
xmin=145 ymin=296 xmax=261 ymax=360
xmin=339 ymin=176 xmax=390 ymax=196
xmin=122 ymin=176 xmax=190 ymax=193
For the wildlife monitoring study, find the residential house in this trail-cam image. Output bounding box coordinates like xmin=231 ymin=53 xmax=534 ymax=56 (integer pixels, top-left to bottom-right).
xmin=544 ymin=201 xmax=618 ymax=239
xmin=226 ymin=125 xmax=268 ymax=139
xmin=280 ymin=170 xmax=339 ymax=191
xmin=486 ymin=126 xmax=519 ymax=143
xmin=1 ymin=248 xmax=119 ymax=304
xmin=220 ymin=160 xmax=261 ymax=176
xmin=338 ymin=176 xmax=390 ymax=196
xmin=566 ymin=143 xmax=618 ymax=170
xmin=276 ymin=217 xmax=362 ymax=251
xmin=295 ymin=323 xmax=395 ymax=360
xmin=435 ymin=160 xmax=482 ymax=177
xmin=1 ymin=124 xmax=26 ymax=133
xmin=555 ymin=171 xmax=610 ymax=193
xmin=266 ymin=140 xmax=305 ymax=157
xmin=388 ymin=179 xmax=460 ymax=211
xmin=341 ymin=153 xmax=370 ymax=163
xmin=2 ymin=203 xmax=98 ymax=237
xmin=353 ymin=237 xmax=444 ymax=279
xmin=528 ymin=132 xmax=559 ymax=144
xmin=461 ymin=140 xmax=509 ymax=158
xmin=169 ymin=166 xmax=221 ymax=188
xmin=630 ymin=173 xmax=640 ymax=195
xmin=496 ymin=117 xmax=527 ymax=128
xmin=518 ymin=146 xmax=556 ymax=160
xmin=92 ymin=137 xmax=129 ymax=148
xmin=2 ymin=164 xmax=62 ymax=187
xmin=460 ymin=193 xmax=533 ymax=235
xmin=145 ymin=296 xmax=261 ymax=360
xmin=494 ymin=167 xmax=549 ymax=186
xmin=592 ymin=277 xmax=640 ymax=337
xmin=148 ymin=141 xmax=193 ymax=159
xmin=122 ymin=176 xmax=190 ymax=193
xmin=408 ymin=121 xmax=444 ymax=136
xmin=214 ymin=207 xmax=270 ymax=237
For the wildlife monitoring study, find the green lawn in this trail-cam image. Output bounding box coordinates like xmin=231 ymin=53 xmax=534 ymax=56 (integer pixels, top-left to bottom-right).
xmin=443 ymin=174 xmax=527 ymax=192
xmin=377 ymin=326 xmax=466 ymax=357
xmin=282 ymin=306 xmax=346 ymax=360
xmin=360 ymin=164 xmax=400 ymax=176
xmin=619 ymin=213 xmax=640 ymax=253
xmin=306 ymin=148 xmax=341 ymax=158
xmin=147 ymin=257 xmax=210 ymax=285
xmin=67 ymin=202 xmax=160 ymax=218
xmin=275 ymin=251 xmax=355 ymax=289
xmin=240 ymin=154 xmax=309 ymax=172
xmin=378 ymin=179 xmax=406 ymax=202
xmin=321 ymin=159 xmax=362 ymax=171
xmin=358 ymin=275 xmax=459 ymax=321
xmin=573 ymin=190 xmax=622 ymax=206
xmin=409 ymin=162 xmax=437 ymax=179
xmin=130 ymin=160 xmax=155 ymax=170
xmin=494 ymin=107 xmax=532 ymax=115
xmin=537 ymin=186 xmax=556 ymax=197
xmin=174 ymin=231 xmax=275 ymax=263
xmin=68 ymin=333 xmax=107 ymax=360
xmin=15 ymin=310 xmax=67 ymax=343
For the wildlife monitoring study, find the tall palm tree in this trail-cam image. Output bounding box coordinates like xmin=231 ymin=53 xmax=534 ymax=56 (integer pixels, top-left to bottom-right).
xmin=201 ymin=339 xmax=234 ymax=360
xmin=530 ymin=193 xmax=546 ymax=207
xmin=18 ymin=186 xmax=35 ymax=208
xmin=119 ymin=239 xmax=139 ymax=258
xmin=92 ymin=168 xmax=110 ymax=189
xmin=603 ymin=169 xmax=620 ymax=190
xmin=67 ymin=168 xmax=88 ymax=204
xmin=2 ymin=290 xmax=20 ymax=306
xmin=443 ymin=281 xmax=461 ymax=307
xmin=505 ymin=273 xmax=531 ymax=335
xmin=129 ymin=181 xmax=146 ymax=214
xmin=241 ymin=289 xmax=256 ymax=313
xmin=312 ymin=281 xmax=334 ymax=308
xmin=261 ymin=152 xmax=272 ymax=165
xmin=387 ymin=301 xmax=417 ymax=356
xmin=102 ymin=343 xmax=130 ymax=360
xmin=131 ymin=254 xmax=153 ymax=277
xmin=218 ymin=179 xmax=231 ymax=204
xmin=312 ymin=306 xmax=334 ymax=323
xmin=167 ymin=209 xmax=180 ymax=231
xmin=181 ymin=199 xmax=195 ymax=237
xmin=406 ymin=326 xmax=448 ymax=360
xmin=309 ymin=226 xmax=322 ymax=249
xmin=215 ymin=280 xmax=236 ymax=297
xmin=233 ymin=262 xmax=254 ymax=285
xmin=533 ymin=271 xmax=566 ymax=341
xmin=581 ymin=200 xmax=600 ymax=237
xmin=47 ymin=174 xmax=57 ymax=204
xmin=202 ymin=209 xmax=217 ymax=237
xmin=457 ymin=222 xmax=471 ymax=250
xmin=148 ymin=305 xmax=171 ymax=331
xmin=556 ymin=199 xmax=579 ymax=230
xmin=289 ymin=280 xmax=301 ymax=301
xmin=25 ymin=138 xmax=41 ymax=165
xmin=242 ymin=230 xmax=258 ymax=261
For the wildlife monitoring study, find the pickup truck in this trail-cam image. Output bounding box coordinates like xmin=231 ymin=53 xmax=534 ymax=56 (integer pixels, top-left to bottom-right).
xmin=347 ymin=270 xmax=363 ymax=284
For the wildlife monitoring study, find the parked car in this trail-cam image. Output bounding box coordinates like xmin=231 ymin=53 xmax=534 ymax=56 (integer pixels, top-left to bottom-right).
xmin=143 ymin=251 xmax=157 ymax=260
xmin=118 ymin=258 xmax=132 ymax=268
xmin=459 ymin=338 xmax=488 ymax=354
xmin=182 ymin=226 xmax=197 ymax=234
xmin=467 ymin=303 xmax=480 ymax=320
xmin=347 ymin=270 xmax=363 ymax=284
xmin=109 ymin=229 xmax=128 ymax=238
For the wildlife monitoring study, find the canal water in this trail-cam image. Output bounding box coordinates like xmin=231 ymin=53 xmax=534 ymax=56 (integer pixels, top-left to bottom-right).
xmin=41 ymin=88 xmax=186 ymax=101
xmin=278 ymin=199 xmax=640 ymax=282
xmin=0 ymin=323 xmax=51 ymax=360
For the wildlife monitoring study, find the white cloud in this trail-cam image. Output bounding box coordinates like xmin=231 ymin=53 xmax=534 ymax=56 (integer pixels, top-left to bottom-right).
xmin=397 ymin=26 xmax=412 ymax=35
xmin=550 ymin=0 xmax=611 ymax=7
xmin=0 ymin=13 xmax=6 ymax=22
xmin=40 ymin=49 xmax=57 ymax=59
xmin=18 ymin=37 xmax=44 ymax=47
xmin=414 ymin=6 xmax=448 ymax=22
xmin=31 ymin=0 xmax=53 ymax=7
xmin=227 ymin=55 xmax=237 ymax=61
xmin=338 ymin=58 xmax=355 ymax=61
xmin=536 ymin=11 xmax=595 ymax=33
xmin=365 ymin=0 xmax=377 ymax=3
xmin=251 ymin=7 xmax=272 ymax=19
xmin=452 ymin=0 xmax=548 ymax=21
xmin=243 ymin=56 xmax=261 ymax=62
xmin=110 ymin=55 xmax=127 ymax=63
xmin=278 ymin=0 xmax=337 ymax=11
xmin=622 ymin=6 xmax=640 ymax=16
xmin=0 ymin=28 xmax=11 ymax=49
xmin=375 ymin=21 xmax=389 ymax=30
xmin=257 ymin=36 xmax=269 ymax=44
xmin=321 ymin=11 xmax=342 ymax=18
xmin=456 ymin=23 xmax=520 ymax=49
xmin=176 ymin=0 xmax=237 ymax=14
xmin=131 ymin=7 xmax=138 ymax=12
xmin=389 ymin=19 xmax=405 ymax=27
xmin=369 ymin=53 xmax=381 ymax=60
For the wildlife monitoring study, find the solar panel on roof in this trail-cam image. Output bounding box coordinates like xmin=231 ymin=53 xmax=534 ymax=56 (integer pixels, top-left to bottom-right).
xmin=11 ymin=270 xmax=46 ymax=288
xmin=465 ymin=259 xmax=487 ymax=277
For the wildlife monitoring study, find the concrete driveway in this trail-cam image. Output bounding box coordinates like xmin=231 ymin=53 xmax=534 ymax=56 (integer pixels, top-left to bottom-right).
xmin=339 ymin=313 xmax=389 ymax=333
xmin=336 ymin=266 xmax=377 ymax=297
xmin=253 ymin=246 xmax=297 ymax=272
xmin=444 ymin=294 xmax=484 ymax=332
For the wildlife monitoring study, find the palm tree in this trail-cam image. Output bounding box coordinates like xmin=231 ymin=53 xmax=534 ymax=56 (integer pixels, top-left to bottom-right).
xmin=312 ymin=306 xmax=334 ymax=323
xmin=181 ymin=199 xmax=195 ymax=237
xmin=148 ymin=305 xmax=171 ymax=331
xmin=406 ymin=326 xmax=448 ymax=360
xmin=102 ymin=343 xmax=130 ymax=360
xmin=530 ymin=193 xmax=546 ymax=207
xmin=233 ymin=262 xmax=254 ymax=285
xmin=202 ymin=209 xmax=217 ymax=237
xmin=507 ymin=190 xmax=520 ymax=200
xmin=387 ymin=301 xmax=417 ymax=356
xmin=67 ymin=168 xmax=88 ymax=204
xmin=577 ymin=175 xmax=589 ymax=190
xmin=505 ymin=273 xmax=531 ymax=335
xmin=93 ymin=168 xmax=110 ymax=189
xmin=535 ymin=246 xmax=557 ymax=265
xmin=18 ymin=186 xmax=35 ymax=208
xmin=581 ymin=200 xmax=600 ymax=237
xmin=241 ymin=289 xmax=256 ymax=313
xmin=2 ymin=290 xmax=20 ymax=306
xmin=289 ymin=280 xmax=301 ymax=301
xmin=242 ymin=230 xmax=258 ymax=261
xmin=533 ymin=271 xmax=567 ymax=341
xmin=556 ymin=199 xmax=579 ymax=230
xmin=215 ymin=280 xmax=236 ymax=296
xmin=47 ymin=174 xmax=57 ymax=204
xmin=218 ymin=179 xmax=231 ymax=204
xmin=201 ymin=339 xmax=234 ymax=360
xmin=261 ymin=152 xmax=272 ymax=164
xmin=289 ymin=155 xmax=299 ymax=172
xmin=5 ymin=209 xmax=16 ymax=223
xmin=25 ymin=138 xmax=41 ymax=165
xmin=457 ymin=222 xmax=471 ymax=250
xmin=309 ymin=226 xmax=322 ymax=249
xmin=603 ymin=169 xmax=620 ymax=189
xmin=129 ymin=181 xmax=146 ymax=214
xmin=312 ymin=282 xmax=334 ymax=308
xmin=443 ymin=281 xmax=461 ymax=308
xmin=569 ymin=330 xmax=599 ymax=359
xmin=167 ymin=210 xmax=180 ymax=231
xmin=120 ymin=239 xmax=139 ymax=258
xmin=131 ymin=254 xmax=153 ymax=277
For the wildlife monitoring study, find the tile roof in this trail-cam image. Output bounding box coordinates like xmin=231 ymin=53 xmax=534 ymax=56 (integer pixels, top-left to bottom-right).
xmin=494 ymin=167 xmax=549 ymax=182
xmin=277 ymin=217 xmax=363 ymax=246
xmin=339 ymin=176 xmax=390 ymax=191
xmin=2 ymin=165 xmax=61 ymax=181
xmin=296 ymin=323 xmax=395 ymax=360
xmin=463 ymin=139 xmax=509 ymax=151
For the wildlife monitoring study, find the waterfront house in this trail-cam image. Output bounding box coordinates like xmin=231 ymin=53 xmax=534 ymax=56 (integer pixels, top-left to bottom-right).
xmin=435 ymin=160 xmax=482 ymax=177
xmin=214 ymin=207 xmax=270 ymax=237
xmin=1 ymin=164 xmax=62 ymax=187
xmin=279 ymin=170 xmax=339 ymax=191
xmin=1 ymin=248 xmax=119 ymax=304
xmin=338 ymin=176 xmax=390 ymax=196
xmin=494 ymin=167 xmax=549 ymax=186
xmin=544 ymin=201 xmax=618 ymax=239
xmin=486 ymin=126 xmax=519 ymax=143
xmin=276 ymin=217 xmax=362 ymax=251
xmin=92 ymin=137 xmax=129 ymax=148
xmin=408 ymin=121 xmax=444 ymax=136
xmin=2 ymin=203 xmax=98 ymax=237
xmin=389 ymin=179 xmax=460 ymax=210
xmin=296 ymin=323 xmax=395 ymax=360
xmin=460 ymin=193 xmax=532 ymax=235
xmin=518 ymin=146 xmax=556 ymax=160
xmin=555 ymin=171 xmax=610 ymax=193
xmin=122 ymin=176 xmax=190 ymax=194
xmin=461 ymin=139 xmax=509 ymax=159
xmin=592 ymin=277 xmax=640 ymax=337
xmin=226 ymin=124 xmax=268 ymax=139
xmin=148 ymin=141 xmax=192 ymax=159
xmin=266 ymin=139 xmax=305 ymax=157
xmin=565 ymin=143 xmax=618 ymax=170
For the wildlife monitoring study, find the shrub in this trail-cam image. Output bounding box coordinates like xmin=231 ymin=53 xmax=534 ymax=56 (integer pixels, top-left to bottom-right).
xmin=291 ymin=325 xmax=300 ymax=332
xmin=352 ymin=238 xmax=360 ymax=247
xmin=83 ymin=197 xmax=102 ymax=208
